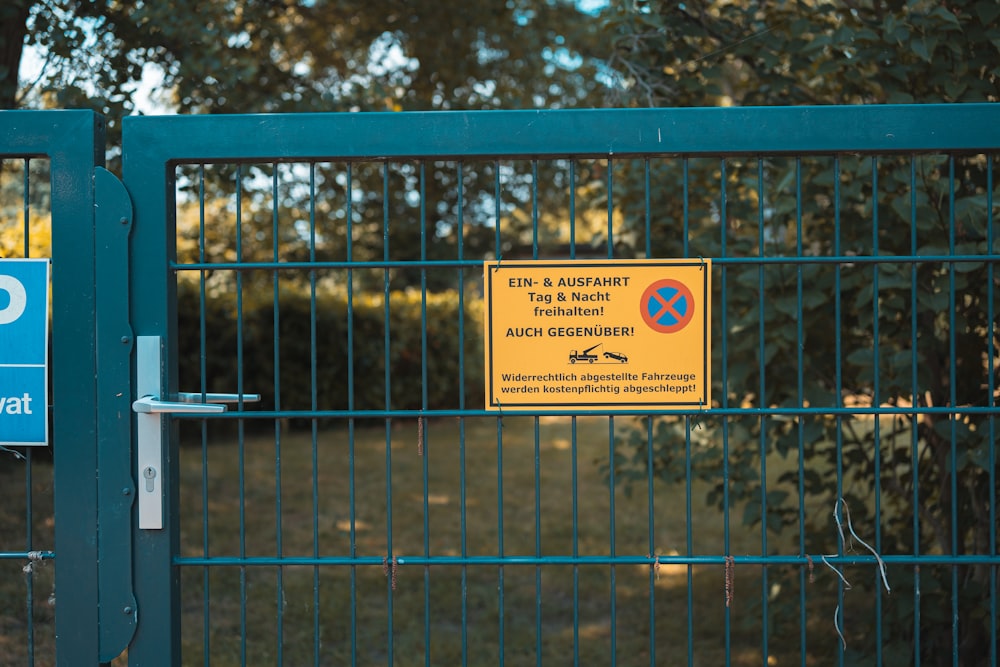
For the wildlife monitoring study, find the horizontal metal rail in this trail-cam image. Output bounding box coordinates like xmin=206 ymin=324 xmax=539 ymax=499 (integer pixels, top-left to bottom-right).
xmin=174 ymin=554 xmax=1000 ymax=567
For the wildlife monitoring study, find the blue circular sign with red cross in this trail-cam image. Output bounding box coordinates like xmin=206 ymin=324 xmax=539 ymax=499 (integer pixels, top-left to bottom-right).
xmin=640 ymin=279 xmax=695 ymax=333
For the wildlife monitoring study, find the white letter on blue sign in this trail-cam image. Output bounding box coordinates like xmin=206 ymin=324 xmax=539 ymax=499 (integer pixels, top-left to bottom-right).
xmin=0 ymin=275 xmax=27 ymax=325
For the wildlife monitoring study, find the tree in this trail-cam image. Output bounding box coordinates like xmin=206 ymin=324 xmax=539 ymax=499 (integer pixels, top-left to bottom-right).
xmin=4 ymin=0 xmax=603 ymax=115
xmin=3 ymin=0 xmax=608 ymax=289
xmin=603 ymin=1 xmax=998 ymax=665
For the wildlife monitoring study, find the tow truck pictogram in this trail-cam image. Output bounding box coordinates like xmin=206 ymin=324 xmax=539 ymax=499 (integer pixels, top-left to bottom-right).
xmin=568 ymin=343 xmax=600 ymax=363
xmin=568 ymin=343 xmax=628 ymax=364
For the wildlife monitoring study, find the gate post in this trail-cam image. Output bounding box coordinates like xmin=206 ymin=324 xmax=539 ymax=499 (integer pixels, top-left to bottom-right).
xmin=1 ymin=110 xmax=140 ymax=665
xmin=38 ymin=111 xmax=107 ymax=664
xmin=1 ymin=110 xmax=106 ymax=662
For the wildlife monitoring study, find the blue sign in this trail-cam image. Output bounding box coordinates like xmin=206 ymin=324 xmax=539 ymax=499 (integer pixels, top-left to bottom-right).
xmin=0 ymin=259 xmax=49 ymax=446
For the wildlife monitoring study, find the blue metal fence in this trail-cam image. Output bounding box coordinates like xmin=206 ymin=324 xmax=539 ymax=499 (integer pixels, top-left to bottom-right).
xmin=0 ymin=153 xmax=55 ymax=665
xmin=0 ymin=110 xmax=107 ymax=664
xmin=122 ymin=105 xmax=999 ymax=666
xmin=0 ymin=106 xmax=997 ymax=666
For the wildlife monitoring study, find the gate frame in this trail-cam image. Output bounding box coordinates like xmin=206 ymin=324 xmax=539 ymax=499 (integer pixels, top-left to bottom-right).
xmin=121 ymin=104 xmax=1000 ymax=665
xmin=1 ymin=109 xmax=137 ymax=663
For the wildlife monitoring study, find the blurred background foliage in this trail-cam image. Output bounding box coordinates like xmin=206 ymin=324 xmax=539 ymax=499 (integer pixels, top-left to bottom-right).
xmin=2 ymin=1 xmax=999 ymax=663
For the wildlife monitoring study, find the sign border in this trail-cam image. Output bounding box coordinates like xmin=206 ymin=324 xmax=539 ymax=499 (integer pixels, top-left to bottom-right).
xmin=0 ymin=258 xmax=50 ymax=446
xmin=484 ymin=259 xmax=711 ymax=411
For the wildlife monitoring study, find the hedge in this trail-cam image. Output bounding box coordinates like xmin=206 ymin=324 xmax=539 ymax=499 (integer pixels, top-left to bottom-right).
xmin=177 ymin=282 xmax=484 ymax=427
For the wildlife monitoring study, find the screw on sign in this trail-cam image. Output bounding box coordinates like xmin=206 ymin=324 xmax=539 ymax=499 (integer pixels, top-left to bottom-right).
xmin=640 ymin=279 xmax=695 ymax=334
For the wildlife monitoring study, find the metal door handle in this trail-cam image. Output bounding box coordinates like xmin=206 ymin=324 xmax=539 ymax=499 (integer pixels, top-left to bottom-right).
xmin=176 ymin=392 xmax=261 ymax=404
xmin=132 ymin=396 xmax=226 ymax=414
xmin=131 ymin=393 xmax=260 ymax=413
xmin=133 ymin=336 xmax=259 ymax=529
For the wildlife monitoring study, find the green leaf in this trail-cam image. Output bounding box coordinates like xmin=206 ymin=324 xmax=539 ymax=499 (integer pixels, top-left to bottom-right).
xmin=911 ymin=35 xmax=934 ymax=62
xmin=976 ymin=0 xmax=1000 ymax=25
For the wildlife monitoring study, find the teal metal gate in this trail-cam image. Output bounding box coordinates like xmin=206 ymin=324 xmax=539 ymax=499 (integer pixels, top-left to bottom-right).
xmin=1 ymin=110 xmax=137 ymax=665
xmin=119 ymin=106 xmax=999 ymax=667
xmin=2 ymin=105 xmax=998 ymax=665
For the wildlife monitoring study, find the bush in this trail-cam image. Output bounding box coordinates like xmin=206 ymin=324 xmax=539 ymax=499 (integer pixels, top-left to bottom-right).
xmin=177 ymin=282 xmax=484 ymax=428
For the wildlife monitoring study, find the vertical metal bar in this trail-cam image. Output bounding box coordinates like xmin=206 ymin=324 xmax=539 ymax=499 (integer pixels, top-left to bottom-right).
xmin=568 ymin=160 xmax=580 ymax=667
xmin=720 ymin=158 xmax=732 ymax=662
xmin=568 ymin=162 xmax=579 ymax=248
xmin=606 ymin=155 xmax=617 ymax=666
xmin=682 ymin=158 xmax=690 ymax=257
xmin=271 ymin=163 xmax=285 ymax=666
xmin=496 ymin=414 xmax=505 ymax=667
xmin=382 ymin=161 xmax=395 ymax=667
xmin=419 ymin=161 xmax=431 ymax=667
xmin=495 ymin=160 xmax=502 ymax=259
xmin=757 ymin=158 xmax=769 ymax=667
xmin=346 ymin=162 xmax=359 ymax=667
xmin=608 ymin=156 xmax=618 ymax=665
xmin=534 ymin=416 xmax=542 ymax=667
xmin=532 ymin=160 xmax=540 ymax=258
xmin=22 ymin=157 xmax=31 ymax=257
xmin=947 ymin=156 xmax=959 ymax=667
xmin=644 ymin=159 xmax=652 ymax=258
xmin=870 ymin=156 xmax=884 ymax=667
xmin=455 ymin=161 xmax=469 ymax=667
xmin=25 ymin=448 xmax=34 ymax=667
xmin=683 ymin=158 xmax=694 ymax=667
xmin=987 ymin=155 xmax=998 ymax=667
xmin=681 ymin=156 xmax=692 ymax=667
xmin=643 ymin=158 xmax=656 ymax=667
xmin=606 ymin=157 xmax=614 ymax=258
xmin=571 ymin=416 xmax=580 ymax=667
xmin=531 ymin=161 xmax=542 ymax=667
xmin=235 ymin=164 xmax=249 ymax=667
xmin=198 ymin=164 xmax=212 ymax=666
xmin=50 ymin=110 xmax=104 ymax=665
xmin=608 ymin=416 xmax=617 ymax=666
xmin=795 ymin=157 xmax=807 ymax=667
xmin=909 ymin=156 xmax=922 ymax=667
xmin=494 ymin=159 xmax=506 ymax=667
xmin=833 ymin=155 xmax=845 ymax=667
xmin=308 ymin=162 xmax=321 ymax=667
xmin=21 ymin=156 xmax=36 ymax=667
xmin=685 ymin=416 xmax=694 ymax=667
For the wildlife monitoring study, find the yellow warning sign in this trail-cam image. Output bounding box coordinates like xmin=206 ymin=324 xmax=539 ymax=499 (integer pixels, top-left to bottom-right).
xmin=484 ymin=259 xmax=711 ymax=411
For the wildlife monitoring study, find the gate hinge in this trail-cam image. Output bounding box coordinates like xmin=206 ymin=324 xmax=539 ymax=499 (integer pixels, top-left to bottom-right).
xmin=94 ymin=166 xmax=137 ymax=660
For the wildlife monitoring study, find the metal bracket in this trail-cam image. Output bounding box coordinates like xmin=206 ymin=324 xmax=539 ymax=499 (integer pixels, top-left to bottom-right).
xmin=94 ymin=166 xmax=137 ymax=661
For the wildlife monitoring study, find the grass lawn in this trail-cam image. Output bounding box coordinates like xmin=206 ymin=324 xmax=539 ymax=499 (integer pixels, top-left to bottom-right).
xmin=2 ymin=416 xmax=861 ymax=666
xmin=173 ymin=415 xmax=840 ymax=666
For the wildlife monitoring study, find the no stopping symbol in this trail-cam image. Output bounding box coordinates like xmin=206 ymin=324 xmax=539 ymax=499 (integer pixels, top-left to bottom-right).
xmin=640 ymin=279 xmax=695 ymax=333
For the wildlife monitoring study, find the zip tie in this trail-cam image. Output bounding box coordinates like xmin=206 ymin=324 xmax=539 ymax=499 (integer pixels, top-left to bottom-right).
xmin=834 ymin=604 xmax=847 ymax=650
xmin=690 ymin=409 xmax=704 ymax=431
xmin=417 ymin=416 xmax=424 ymax=457
xmin=724 ymin=555 xmax=735 ymax=607
xmin=382 ymin=555 xmax=398 ymax=591
xmin=0 ymin=445 xmax=26 ymax=460
xmin=838 ymin=498 xmax=890 ymax=593
xmin=22 ymin=552 xmax=47 ymax=575
xmin=833 ymin=499 xmax=848 ymax=551
xmin=821 ymin=555 xmax=852 ymax=590
xmin=494 ymin=253 xmax=503 ymax=270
